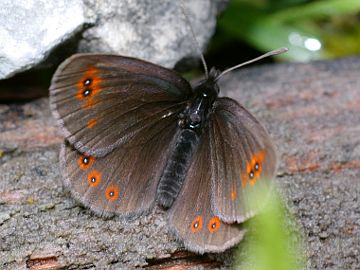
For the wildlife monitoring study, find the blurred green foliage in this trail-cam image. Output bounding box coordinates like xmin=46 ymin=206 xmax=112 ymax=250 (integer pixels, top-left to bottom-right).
xmin=234 ymin=187 xmax=306 ymax=270
xmin=217 ymin=0 xmax=360 ymax=61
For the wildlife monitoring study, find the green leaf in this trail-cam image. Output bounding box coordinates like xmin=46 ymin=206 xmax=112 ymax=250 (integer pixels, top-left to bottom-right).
xmin=234 ymin=186 xmax=306 ymax=270
xmin=217 ymin=0 xmax=360 ymax=61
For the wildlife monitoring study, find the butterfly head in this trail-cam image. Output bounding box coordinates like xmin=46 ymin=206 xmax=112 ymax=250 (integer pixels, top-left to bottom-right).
xmin=177 ymin=68 xmax=220 ymax=133
xmin=193 ymin=67 xmax=220 ymax=100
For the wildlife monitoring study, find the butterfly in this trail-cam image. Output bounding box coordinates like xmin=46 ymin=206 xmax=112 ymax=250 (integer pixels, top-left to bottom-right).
xmin=49 ymin=47 xmax=286 ymax=253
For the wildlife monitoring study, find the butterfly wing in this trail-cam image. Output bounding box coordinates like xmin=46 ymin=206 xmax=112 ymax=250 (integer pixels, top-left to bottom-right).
xmin=210 ymin=97 xmax=277 ymax=223
xmin=60 ymin=113 xmax=179 ymax=217
xmin=50 ymin=54 xmax=192 ymax=157
xmin=168 ymin=126 xmax=246 ymax=254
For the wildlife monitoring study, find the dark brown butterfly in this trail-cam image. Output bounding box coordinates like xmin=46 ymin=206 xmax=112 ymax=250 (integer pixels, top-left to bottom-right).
xmin=49 ymin=47 xmax=286 ymax=253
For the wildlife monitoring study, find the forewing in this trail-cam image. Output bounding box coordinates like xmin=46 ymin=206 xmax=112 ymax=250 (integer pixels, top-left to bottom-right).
xmin=168 ymin=128 xmax=246 ymax=254
xmin=210 ymin=97 xmax=277 ymax=223
xmin=50 ymin=54 xmax=192 ymax=157
xmin=60 ymin=115 xmax=177 ymax=217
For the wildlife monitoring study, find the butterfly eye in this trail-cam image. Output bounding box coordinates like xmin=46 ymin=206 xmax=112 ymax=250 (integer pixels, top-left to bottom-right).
xmin=189 ymin=113 xmax=201 ymax=124
xmin=191 ymin=216 xmax=203 ymax=233
xmin=208 ymin=216 xmax=221 ymax=233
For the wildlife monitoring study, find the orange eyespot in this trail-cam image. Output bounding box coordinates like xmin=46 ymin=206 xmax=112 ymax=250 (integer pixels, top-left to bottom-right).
xmin=87 ymin=170 xmax=101 ymax=187
xmin=78 ymin=155 xmax=94 ymax=170
xmin=208 ymin=216 xmax=221 ymax=233
xmin=105 ymin=185 xmax=119 ymax=201
xmin=77 ymin=87 xmax=92 ymax=100
xmin=85 ymin=98 xmax=97 ymax=109
xmin=242 ymin=150 xmax=267 ymax=187
xmin=76 ymin=67 xmax=103 ymax=104
xmin=82 ymin=89 xmax=91 ymax=97
xmin=87 ymin=118 xmax=97 ymax=129
xmin=191 ymin=216 xmax=203 ymax=233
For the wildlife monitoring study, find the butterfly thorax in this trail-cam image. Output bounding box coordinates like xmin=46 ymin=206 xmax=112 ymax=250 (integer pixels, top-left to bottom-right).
xmin=157 ymin=71 xmax=220 ymax=209
xmin=178 ymin=71 xmax=219 ymax=134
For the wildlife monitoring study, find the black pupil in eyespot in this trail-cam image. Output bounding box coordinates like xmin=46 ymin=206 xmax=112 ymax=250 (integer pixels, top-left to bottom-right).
xmin=83 ymin=89 xmax=91 ymax=97
xmin=83 ymin=158 xmax=88 ymax=164
xmin=194 ymin=222 xmax=198 ymax=228
xmin=91 ymin=177 xmax=96 ymax=182
xmin=109 ymin=191 xmax=114 ymax=197
xmin=249 ymin=171 xmax=254 ymax=178
xmin=254 ymin=163 xmax=259 ymax=171
xmin=83 ymin=79 xmax=92 ymax=86
xmin=212 ymin=223 xmax=216 ymax=228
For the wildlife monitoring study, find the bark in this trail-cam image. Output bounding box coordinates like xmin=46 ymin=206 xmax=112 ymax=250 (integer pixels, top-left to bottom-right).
xmin=0 ymin=57 xmax=359 ymax=269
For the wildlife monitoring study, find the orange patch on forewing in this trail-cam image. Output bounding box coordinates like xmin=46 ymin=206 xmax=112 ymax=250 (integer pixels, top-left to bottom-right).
xmin=87 ymin=118 xmax=97 ymax=129
xmin=231 ymin=190 xmax=236 ymax=201
xmin=76 ymin=66 xmax=103 ymax=102
xmin=105 ymin=185 xmax=119 ymax=201
xmin=241 ymin=172 xmax=248 ymax=188
xmin=208 ymin=216 xmax=221 ymax=233
xmin=249 ymin=178 xmax=256 ymax=186
xmin=87 ymin=170 xmax=101 ymax=187
xmin=191 ymin=216 xmax=203 ymax=233
xmin=85 ymin=98 xmax=97 ymax=109
xmin=78 ymin=155 xmax=95 ymax=170
xmin=256 ymin=150 xmax=266 ymax=163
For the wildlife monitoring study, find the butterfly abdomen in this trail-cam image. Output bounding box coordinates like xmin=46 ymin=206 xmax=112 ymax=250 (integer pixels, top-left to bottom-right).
xmin=157 ymin=129 xmax=199 ymax=209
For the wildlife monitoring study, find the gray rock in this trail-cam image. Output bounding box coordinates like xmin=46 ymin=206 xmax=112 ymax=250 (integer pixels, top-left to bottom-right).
xmin=0 ymin=0 xmax=85 ymax=79
xmin=0 ymin=0 xmax=221 ymax=80
xmin=80 ymin=0 xmax=218 ymax=68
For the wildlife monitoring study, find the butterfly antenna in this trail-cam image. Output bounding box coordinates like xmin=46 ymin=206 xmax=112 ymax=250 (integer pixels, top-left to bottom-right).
xmin=180 ymin=0 xmax=209 ymax=79
xmin=215 ymin=47 xmax=288 ymax=82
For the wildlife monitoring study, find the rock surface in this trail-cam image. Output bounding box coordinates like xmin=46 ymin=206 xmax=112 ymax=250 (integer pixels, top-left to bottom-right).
xmin=0 ymin=57 xmax=359 ymax=269
xmin=80 ymin=0 xmax=219 ymax=69
xmin=0 ymin=0 xmax=85 ymax=79
xmin=0 ymin=0 xmax=220 ymax=80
